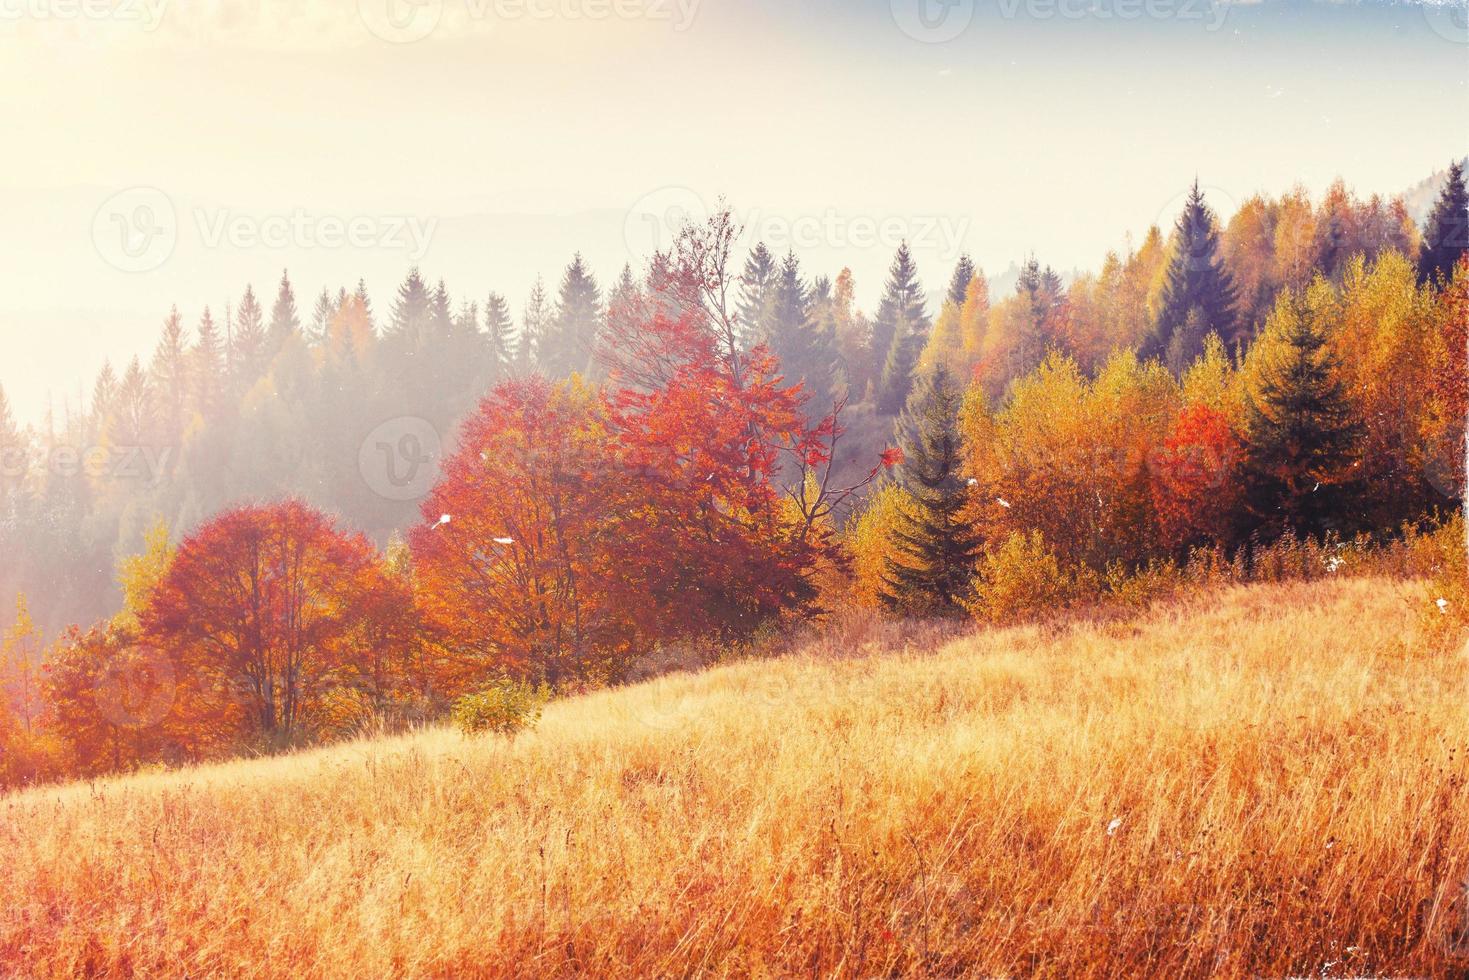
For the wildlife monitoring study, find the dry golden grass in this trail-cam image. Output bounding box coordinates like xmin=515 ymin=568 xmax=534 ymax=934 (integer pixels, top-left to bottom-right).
xmin=3 ymin=577 xmax=1467 ymax=978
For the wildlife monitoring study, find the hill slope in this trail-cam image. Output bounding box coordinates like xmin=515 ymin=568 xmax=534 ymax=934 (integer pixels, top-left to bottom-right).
xmin=3 ymin=578 xmax=1466 ymax=977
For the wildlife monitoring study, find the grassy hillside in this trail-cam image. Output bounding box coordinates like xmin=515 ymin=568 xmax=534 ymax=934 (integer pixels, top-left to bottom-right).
xmin=3 ymin=578 xmax=1466 ymax=977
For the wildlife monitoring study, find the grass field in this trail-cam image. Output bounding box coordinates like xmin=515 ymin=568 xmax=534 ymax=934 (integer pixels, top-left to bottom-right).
xmin=3 ymin=577 xmax=1466 ymax=978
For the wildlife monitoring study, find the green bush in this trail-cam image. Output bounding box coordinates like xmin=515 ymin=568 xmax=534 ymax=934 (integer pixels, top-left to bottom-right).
xmin=451 ymin=681 xmax=547 ymax=739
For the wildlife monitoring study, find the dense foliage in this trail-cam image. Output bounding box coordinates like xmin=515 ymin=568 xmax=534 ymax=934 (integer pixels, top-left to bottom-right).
xmin=1 ymin=167 xmax=1464 ymax=787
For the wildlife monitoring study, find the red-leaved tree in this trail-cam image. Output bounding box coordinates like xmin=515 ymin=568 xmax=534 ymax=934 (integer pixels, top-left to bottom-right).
xmin=142 ymin=500 xmax=396 ymax=746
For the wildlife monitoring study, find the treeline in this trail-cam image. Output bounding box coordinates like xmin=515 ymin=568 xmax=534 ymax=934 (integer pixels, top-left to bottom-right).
xmin=0 ymin=164 xmax=1465 ymax=786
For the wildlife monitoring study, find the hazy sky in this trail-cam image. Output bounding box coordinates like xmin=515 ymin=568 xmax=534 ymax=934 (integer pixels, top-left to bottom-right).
xmin=0 ymin=0 xmax=1464 ymax=424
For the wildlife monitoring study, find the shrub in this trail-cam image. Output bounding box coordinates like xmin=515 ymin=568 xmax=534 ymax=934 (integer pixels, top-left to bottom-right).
xmin=451 ymin=681 xmax=547 ymax=739
xmin=969 ymin=531 xmax=1092 ymax=624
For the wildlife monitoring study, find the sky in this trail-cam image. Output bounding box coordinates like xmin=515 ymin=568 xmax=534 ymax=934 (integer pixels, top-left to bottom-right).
xmin=0 ymin=0 xmax=1465 ymax=424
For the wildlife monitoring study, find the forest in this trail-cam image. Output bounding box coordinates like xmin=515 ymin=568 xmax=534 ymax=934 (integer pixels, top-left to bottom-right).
xmin=0 ymin=163 xmax=1465 ymax=787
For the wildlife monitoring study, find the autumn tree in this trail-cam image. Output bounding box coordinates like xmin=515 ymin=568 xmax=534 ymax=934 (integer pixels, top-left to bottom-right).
xmin=410 ymin=377 xmax=634 ymax=689
xmin=142 ymin=501 xmax=395 ymax=747
xmin=1 ymin=593 xmax=43 ymax=736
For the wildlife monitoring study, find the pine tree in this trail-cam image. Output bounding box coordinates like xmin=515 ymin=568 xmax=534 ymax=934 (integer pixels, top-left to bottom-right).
xmin=268 ymin=269 xmax=301 ymax=353
xmin=766 ymin=253 xmax=838 ymax=404
xmin=544 ymin=254 xmax=602 ymax=377
xmin=1241 ymin=294 xmax=1364 ymax=541
xmin=354 ymin=278 xmax=376 ymax=335
xmin=737 ymin=243 xmax=778 ymax=347
xmin=880 ymin=365 xmax=980 ymax=614
xmin=520 ymin=276 xmax=552 ymax=371
xmin=873 ymin=244 xmax=931 ymax=415
xmin=484 ymin=292 xmax=515 ymax=377
xmin=388 ymin=268 xmax=432 ymax=346
xmin=107 ymin=357 xmax=155 ymax=451
xmin=0 ymin=385 xmax=23 ymax=507
xmin=192 ymin=307 xmax=227 ymax=419
xmin=232 ymin=284 xmax=268 ymax=391
xmin=431 ymin=280 xmax=454 ymax=340
xmin=149 ymin=306 xmax=189 ymax=448
xmin=90 ymin=361 xmax=118 ymax=438
xmin=308 ymin=289 xmax=335 ymax=347
xmin=947 ymin=254 xmax=976 ymax=307
xmin=1146 ymin=181 xmax=1239 ymax=370
xmin=1417 ymin=159 xmax=1468 ymax=286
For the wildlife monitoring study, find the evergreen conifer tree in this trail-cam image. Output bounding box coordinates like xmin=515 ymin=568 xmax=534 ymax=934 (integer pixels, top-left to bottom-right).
xmin=1417 ymin=159 xmax=1468 ymax=286
xmin=268 ymin=269 xmax=301 ymax=353
xmin=873 ymin=244 xmax=930 ymax=414
xmin=232 ymin=285 xmax=268 ymax=391
xmin=1146 ymin=181 xmax=1239 ymax=369
xmin=947 ymin=254 xmax=976 ymax=306
xmin=737 ymin=243 xmax=778 ymax=347
xmin=192 ymin=307 xmax=226 ymax=419
xmin=544 ymin=254 xmax=602 ymax=377
xmin=880 ymin=365 xmax=980 ymax=614
xmin=1241 ymin=294 xmax=1364 ymax=540
xmin=484 ymin=292 xmax=515 ymax=378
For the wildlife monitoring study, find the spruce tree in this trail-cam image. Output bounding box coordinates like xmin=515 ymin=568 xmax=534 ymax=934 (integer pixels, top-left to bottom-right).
xmin=1146 ymin=181 xmax=1239 ymax=370
xmin=388 ymin=268 xmax=432 ymax=345
xmin=353 ymin=278 xmax=376 ymax=335
xmin=268 ymin=269 xmax=301 ymax=353
xmin=231 ymin=284 xmax=268 ymax=390
xmin=308 ymin=289 xmax=334 ymax=348
xmin=484 ymin=292 xmax=515 ymax=377
xmin=520 ymin=277 xmax=552 ymax=370
xmin=1417 ymin=159 xmax=1468 ymax=286
xmin=192 ymin=307 xmax=226 ymax=419
xmin=149 ymin=306 xmax=189 ymax=448
xmin=1241 ymin=294 xmax=1364 ymax=541
xmin=737 ymin=243 xmax=778 ymax=347
xmin=880 ymin=365 xmax=980 ymax=614
xmin=947 ymin=254 xmax=976 ymax=307
xmin=872 ymin=244 xmax=930 ymax=414
xmin=544 ymin=254 xmax=602 ymax=377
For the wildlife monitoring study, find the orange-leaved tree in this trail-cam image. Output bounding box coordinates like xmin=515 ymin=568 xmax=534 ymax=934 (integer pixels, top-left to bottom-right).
xmin=141 ymin=500 xmax=396 ymax=747
xmin=410 ymin=376 xmax=636 ymax=690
